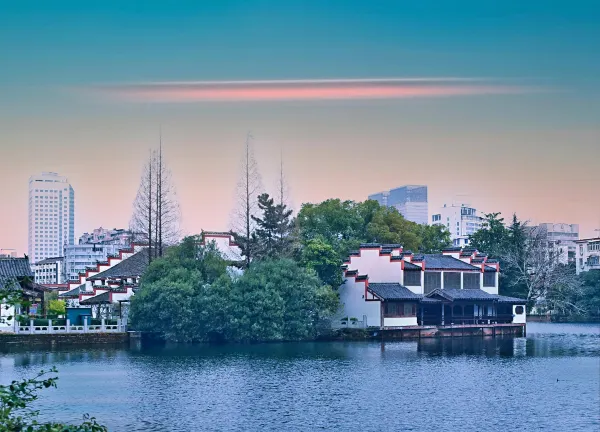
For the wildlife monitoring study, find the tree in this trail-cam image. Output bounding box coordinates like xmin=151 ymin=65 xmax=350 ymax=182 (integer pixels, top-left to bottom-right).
xmin=300 ymin=237 xmax=344 ymax=288
xmin=252 ymin=193 xmax=294 ymax=259
xmin=468 ymin=212 xmax=509 ymax=258
xmin=229 ymin=259 xmax=339 ymax=342
xmin=230 ymin=133 xmax=264 ymax=267
xmin=365 ymin=206 xmax=421 ymax=251
xmin=47 ymin=299 xmax=65 ymax=316
xmin=416 ymin=224 xmax=452 ymax=253
xmin=131 ymin=138 xmax=181 ymax=264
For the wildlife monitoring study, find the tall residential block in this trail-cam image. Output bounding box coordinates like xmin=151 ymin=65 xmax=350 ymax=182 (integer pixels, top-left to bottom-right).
xmin=28 ymin=172 xmax=75 ymax=264
xmin=431 ymin=203 xmax=484 ymax=247
xmin=368 ymin=185 xmax=428 ymax=225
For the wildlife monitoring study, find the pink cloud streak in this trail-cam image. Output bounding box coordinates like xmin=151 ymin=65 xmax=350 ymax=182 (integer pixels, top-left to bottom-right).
xmin=90 ymin=78 xmax=534 ymax=103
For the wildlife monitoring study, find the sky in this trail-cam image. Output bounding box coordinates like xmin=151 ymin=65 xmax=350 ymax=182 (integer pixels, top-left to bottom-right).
xmin=1 ymin=0 xmax=599 ymax=255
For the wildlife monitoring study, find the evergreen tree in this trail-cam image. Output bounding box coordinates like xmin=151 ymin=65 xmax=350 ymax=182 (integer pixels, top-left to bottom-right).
xmin=252 ymin=193 xmax=294 ymax=259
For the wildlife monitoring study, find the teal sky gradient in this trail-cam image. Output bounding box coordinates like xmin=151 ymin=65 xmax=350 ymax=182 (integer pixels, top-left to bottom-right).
xmin=1 ymin=1 xmax=599 ymax=253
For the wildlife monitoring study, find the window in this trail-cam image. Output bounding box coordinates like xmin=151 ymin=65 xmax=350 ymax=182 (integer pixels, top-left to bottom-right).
xmin=404 ymin=271 xmax=421 ymax=286
xmin=424 ymin=272 xmax=441 ymax=294
xmin=515 ymin=306 xmax=524 ymax=315
xmin=463 ymin=273 xmax=480 ymax=289
xmin=483 ymin=272 xmax=496 ymax=287
xmin=384 ymin=302 xmax=416 ymax=317
xmin=443 ymin=272 xmax=461 ymax=289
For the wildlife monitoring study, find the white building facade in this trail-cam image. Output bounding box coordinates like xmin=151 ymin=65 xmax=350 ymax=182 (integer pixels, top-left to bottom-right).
xmin=536 ymin=223 xmax=579 ymax=264
xmin=28 ymin=172 xmax=75 ymax=264
xmin=78 ymin=228 xmax=132 ymax=246
xmin=431 ymin=203 xmax=483 ymax=247
xmin=33 ymin=256 xmax=65 ymax=284
xmin=369 ymin=185 xmax=429 ymax=225
xmin=575 ymin=237 xmax=600 ymax=275
xmin=64 ymin=243 xmax=126 ymax=282
xmin=336 ymin=244 xmax=526 ymax=329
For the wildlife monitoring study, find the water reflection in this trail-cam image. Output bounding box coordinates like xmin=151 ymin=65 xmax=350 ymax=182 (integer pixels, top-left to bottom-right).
xmin=0 ymin=323 xmax=598 ymax=432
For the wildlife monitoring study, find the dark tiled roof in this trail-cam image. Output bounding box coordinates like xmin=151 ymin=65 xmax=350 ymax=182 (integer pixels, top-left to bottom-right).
xmin=420 ymin=297 xmax=442 ymax=303
xmin=87 ymin=248 xmax=149 ymax=280
xmin=35 ymin=257 xmax=64 ymax=264
xmin=80 ymin=291 xmax=111 ymax=305
xmin=403 ymin=261 xmax=422 ymax=270
xmin=0 ymin=258 xmax=33 ymax=278
xmin=368 ymin=283 xmax=422 ymax=300
xmin=360 ymin=243 xmax=381 ymax=248
xmin=497 ymin=295 xmax=527 ymax=304
xmin=484 ymin=265 xmax=497 ymax=272
xmin=355 ymin=274 xmax=368 ymax=281
xmin=442 ymin=247 xmax=463 ymax=252
xmin=349 ymin=251 xmax=360 ymax=256
xmin=390 ymin=256 xmax=403 ymax=261
xmin=380 ymin=249 xmax=392 ymax=255
xmin=381 ymin=244 xmax=403 ymax=249
xmin=411 ymin=255 xmax=425 ymax=262
xmin=428 ymin=288 xmax=498 ymax=301
xmin=423 ymin=254 xmax=480 ymax=271
xmin=486 ymin=259 xmax=499 ymax=263
xmin=59 ymin=285 xmax=82 ymax=298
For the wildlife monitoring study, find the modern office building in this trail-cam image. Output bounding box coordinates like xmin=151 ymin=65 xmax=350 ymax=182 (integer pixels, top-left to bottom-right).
xmin=28 ymin=172 xmax=75 ymax=264
xmin=431 ymin=203 xmax=484 ymax=247
xmin=368 ymin=185 xmax=428 ymax=225
xmin=575 ymin=237 xmax=600 ymax=275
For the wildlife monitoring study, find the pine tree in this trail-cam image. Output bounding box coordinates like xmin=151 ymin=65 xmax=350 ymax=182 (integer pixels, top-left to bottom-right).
xmin=252 ymin=193 xmax=293 ymax=259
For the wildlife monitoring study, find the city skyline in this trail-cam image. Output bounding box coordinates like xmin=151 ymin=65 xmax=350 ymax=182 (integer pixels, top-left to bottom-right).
xmin=1 ymin=1 xmax=599 ymax=254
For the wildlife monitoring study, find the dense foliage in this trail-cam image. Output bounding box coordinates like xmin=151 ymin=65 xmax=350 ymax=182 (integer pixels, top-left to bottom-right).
xmin=129 ymin=238 xmax=338 ymax=342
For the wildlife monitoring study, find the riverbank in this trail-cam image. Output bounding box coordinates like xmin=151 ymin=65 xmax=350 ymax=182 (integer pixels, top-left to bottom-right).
xmin=0 ymin=332 xmax=129 ymax=349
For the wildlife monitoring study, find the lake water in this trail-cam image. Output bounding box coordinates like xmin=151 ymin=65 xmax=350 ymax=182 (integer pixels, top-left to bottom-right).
xmin=1 ymin=323 xmax=599 ymax=431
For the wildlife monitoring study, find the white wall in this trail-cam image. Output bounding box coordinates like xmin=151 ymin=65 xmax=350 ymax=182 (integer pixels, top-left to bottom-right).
xmin=383 ymin=317 xmax=418 ymax=327
xmin=0 ymin=303 xmax=16 ymax=332
xmin=347 ymin=249 xmax=402 ymax=283
xmin=512 ymin=305 xmax=526 ymax=324
xmin=337 ymin=277 xmax=380 ymax=328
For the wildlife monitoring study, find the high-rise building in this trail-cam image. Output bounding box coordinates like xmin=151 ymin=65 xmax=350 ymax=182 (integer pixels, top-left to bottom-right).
xmin=368 ymin=185 xmax=428 ymax=225
xmin=431 ymin=203 xmax=483 ymax=247
xmin=28 ymin=172 xmax=75 ymax=264
xmin=575 ymin=237 xmax=600 ymax=274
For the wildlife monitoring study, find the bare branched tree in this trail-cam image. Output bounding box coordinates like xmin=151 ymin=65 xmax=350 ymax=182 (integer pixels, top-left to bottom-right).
xmin=131 ymin=135 xmax=181 ymax=263
xmin=502 ymin=225 xmax=584 ymax=313
xmin=230 ymin=133 xmax=263 ymax=267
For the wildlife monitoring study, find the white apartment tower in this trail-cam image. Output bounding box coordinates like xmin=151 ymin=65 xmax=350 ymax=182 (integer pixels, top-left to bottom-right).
xmin=28 ymin=172 xmax=75 ymax=264
xmin=431 ymin=203 xmax=483 ymax=247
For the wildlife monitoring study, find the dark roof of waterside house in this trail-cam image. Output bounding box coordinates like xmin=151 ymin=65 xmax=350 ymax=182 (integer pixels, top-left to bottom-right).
xmin=368 ymin=283 xmax=422 ymax=301
xmin=403 ymin=261 xmax=422 ymax=270
xmin=79 ymin=291 xmax=111 ymax=305
xmin=422 ymin=254 xmax=481 ymax=271
xmin=87 ymin=248 xmax=149 ymax=280
xmin=59 ymin=285 xmax=83 ymax=298
xmin=426 ymin=288 xmax=526 ymax=304
xmin=484 ymin=265 xmax=498 ymax=272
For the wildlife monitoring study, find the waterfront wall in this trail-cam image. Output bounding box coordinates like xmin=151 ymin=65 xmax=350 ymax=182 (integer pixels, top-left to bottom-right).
xmin=0 ymin=332 xmax=129 ymax=348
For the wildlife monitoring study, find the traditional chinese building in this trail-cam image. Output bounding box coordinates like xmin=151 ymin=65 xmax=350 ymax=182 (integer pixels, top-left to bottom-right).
xmin=337 ymin=244 xmax=526 ymax=331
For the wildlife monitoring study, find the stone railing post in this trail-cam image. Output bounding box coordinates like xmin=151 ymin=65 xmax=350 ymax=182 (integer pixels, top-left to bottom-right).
xmin=66 ymin=319 xmax=71 ymax=333
xmin=117 ymin=318 xmax=122 ymax=332
xmin=101 ymin=318 xmax=106 ymax=332
xmin=30 ymin=319 xmax=34 ymax=334
xmin=48 ymin=319 xmax=53 ymax=334
xmin=83 ymin=317 xmax=88 ymax=333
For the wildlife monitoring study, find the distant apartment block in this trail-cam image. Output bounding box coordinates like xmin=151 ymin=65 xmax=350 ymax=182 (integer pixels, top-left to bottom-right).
xmin=431 ymin=203 xmax=483 ymax=247
xmin=64 ymin=227 xmax=132 ymax=282
xmin=33 ymin=256 xmax=65 ymax=284
xmin=369 ymin=185 xmax=428 ymax=225
xmin=575 ymin=237 xmax=600 ymax=275
xmin=78 ymin=227 xmax=132 ymax=246
xmin=0 ymin=249 xmax=17 ymax=258
xmin=534 ymin=223 xmax=579 ymax=264
xmin=28 ymin=172 xmax=75 ymax=264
